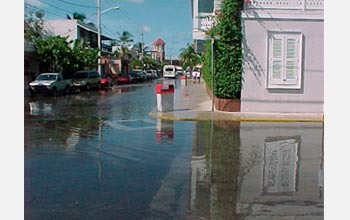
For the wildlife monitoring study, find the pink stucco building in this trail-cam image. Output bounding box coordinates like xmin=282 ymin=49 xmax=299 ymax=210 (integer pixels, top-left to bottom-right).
xmin=241 ymin=0 xmax=324 ymax=113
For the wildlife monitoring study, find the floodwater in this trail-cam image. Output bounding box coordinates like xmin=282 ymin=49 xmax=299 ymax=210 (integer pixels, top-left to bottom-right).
xmin=24 ymin=80 xmax=324 ymax=220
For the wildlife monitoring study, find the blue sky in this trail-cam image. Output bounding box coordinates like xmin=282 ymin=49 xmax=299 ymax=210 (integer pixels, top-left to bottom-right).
xmin=24 ymin=0 xmax=193 ymax=59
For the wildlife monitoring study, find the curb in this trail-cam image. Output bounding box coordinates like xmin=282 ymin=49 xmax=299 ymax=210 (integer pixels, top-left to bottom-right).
xmin=149 ymin=110 xmax=324 ymax=123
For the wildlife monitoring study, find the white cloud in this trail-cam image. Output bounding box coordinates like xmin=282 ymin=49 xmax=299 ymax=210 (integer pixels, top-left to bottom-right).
xmin=142 ymin=25 xmax=151 ymax=33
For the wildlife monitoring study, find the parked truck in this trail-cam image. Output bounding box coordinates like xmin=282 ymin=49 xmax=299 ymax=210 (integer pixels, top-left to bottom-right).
xmin=28 ymin=73 xmax=73 ymax=96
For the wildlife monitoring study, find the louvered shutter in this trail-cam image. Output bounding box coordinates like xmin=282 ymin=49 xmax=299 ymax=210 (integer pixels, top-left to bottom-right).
xmin=284 ymin=35 xmax=301 ymax=85
xmin=268 ymin=32 xmax=302 ymax=89
xmin=269 ymin=34 xmax=284 ymax=84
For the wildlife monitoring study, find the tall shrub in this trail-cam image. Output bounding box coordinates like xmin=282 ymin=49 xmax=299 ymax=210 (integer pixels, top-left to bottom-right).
xmin=203 ymin=0 xmax=244 ymax=99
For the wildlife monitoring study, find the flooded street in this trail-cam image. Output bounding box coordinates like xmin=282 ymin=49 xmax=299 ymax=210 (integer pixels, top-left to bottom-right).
xmin=24 ymin=80 xmax=324 ymax=220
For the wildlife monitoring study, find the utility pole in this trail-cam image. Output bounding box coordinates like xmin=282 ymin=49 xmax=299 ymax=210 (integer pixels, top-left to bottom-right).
xmin=97 ymin=0 xmax=119 ymax=75
xmin=141 ymin=28 xmax=144 ymax=69
xmin=97 ymin=0 xmax=101 ymax=75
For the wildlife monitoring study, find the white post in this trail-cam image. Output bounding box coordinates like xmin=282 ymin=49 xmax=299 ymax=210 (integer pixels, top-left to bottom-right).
xmin=211 ymin=38 xmax=214 ymax=112
xmin=97 ymin=0 xmax=101 ymax=75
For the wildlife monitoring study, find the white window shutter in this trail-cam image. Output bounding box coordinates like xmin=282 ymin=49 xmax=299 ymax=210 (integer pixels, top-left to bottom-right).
xmin=267 ymin=32 xmax=302 ymax=89
xmin=284 ymin=35 xmax=301 ymax=85
xmin=270 ymin=35 xmax=284 ymax=84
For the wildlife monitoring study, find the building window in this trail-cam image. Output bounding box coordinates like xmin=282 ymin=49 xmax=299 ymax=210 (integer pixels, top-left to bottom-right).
xmin=267 ymin=32 xmax=303 ymax=89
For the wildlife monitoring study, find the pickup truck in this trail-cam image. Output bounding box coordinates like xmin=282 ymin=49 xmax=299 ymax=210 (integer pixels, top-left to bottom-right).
xmin=28 ymin=73 xmax=73 ymax=96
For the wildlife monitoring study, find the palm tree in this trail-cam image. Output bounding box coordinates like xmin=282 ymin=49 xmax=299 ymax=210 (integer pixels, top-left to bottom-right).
xmin=179 ymin=43 xmax=200 ymax=77
xmin=134 ymin=42 xmax=151 ymax=60
xmin=113 ymin=31 xmax=134 ymax=73
xmin=67 ymin=12 xmax=86 ymax=22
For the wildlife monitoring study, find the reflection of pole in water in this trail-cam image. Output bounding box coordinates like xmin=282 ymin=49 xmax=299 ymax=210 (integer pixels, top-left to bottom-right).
xmin=97 ymin=119 xmax=103 ymax=182
xmin=319 ymin=122 xmax=324 ymax=199
xmin=155 ymin=119 xmax=174 ymax=143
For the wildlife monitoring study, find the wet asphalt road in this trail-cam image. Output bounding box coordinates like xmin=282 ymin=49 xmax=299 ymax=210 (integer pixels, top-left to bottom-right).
xmin=24 ymin=79 xmax=324 ymax=220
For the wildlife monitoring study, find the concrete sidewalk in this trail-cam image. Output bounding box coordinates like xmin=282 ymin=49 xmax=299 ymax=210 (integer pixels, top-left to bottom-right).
xmin=149 ymin=79 xmax=324 ymax=122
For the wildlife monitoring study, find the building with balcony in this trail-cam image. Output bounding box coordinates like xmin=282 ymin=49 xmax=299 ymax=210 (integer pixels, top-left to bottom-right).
xmin=241 ymin=0 xmax=324 ymax=113
xmin=43 ymin=19 xmax=120 ymax=75
xmin=191 ymin=0 xmax=221 ymax=53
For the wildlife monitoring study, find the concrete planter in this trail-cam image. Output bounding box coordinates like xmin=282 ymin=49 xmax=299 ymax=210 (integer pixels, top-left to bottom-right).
xmin=206 ymin=85 xmax=241 ymax=112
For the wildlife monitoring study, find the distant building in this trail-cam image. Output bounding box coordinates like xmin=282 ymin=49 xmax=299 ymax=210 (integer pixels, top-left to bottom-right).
xmin=241 ymin=0 xmax=324 ymax=113
xmin=152 ymin=38 xmax=166 ymax=62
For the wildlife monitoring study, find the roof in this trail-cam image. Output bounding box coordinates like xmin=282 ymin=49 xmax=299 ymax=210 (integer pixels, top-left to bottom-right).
xmin=153 ymin=38 xmax=166 ymax=45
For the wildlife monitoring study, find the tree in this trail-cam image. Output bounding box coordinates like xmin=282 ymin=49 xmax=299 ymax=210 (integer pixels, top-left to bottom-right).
xmin=134 ymin=42 xmax=151 ymax=61
xmin=67 ymin=12 xmax=86 ymax=22
xmin=179 ymin=43 xmax=200 ymax=76
xmin=70 ymin=39 xmax=99 ymax=73
xmin=34 ymin=36 xmax=72 ymax=73
xmin=35 ymin=36 xmax=99 ymax=77
xmin=113 ymin=31 xmax=134 ymax=73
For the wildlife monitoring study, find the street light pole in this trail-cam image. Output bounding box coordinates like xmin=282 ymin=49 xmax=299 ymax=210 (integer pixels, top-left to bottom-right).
xmin=211 ymin=38 xmax=214 ymax=112
xmin=97 ymin=0 xmax=101 ymax=75
xmin=97 ymin=0 xmax=119 ymax=75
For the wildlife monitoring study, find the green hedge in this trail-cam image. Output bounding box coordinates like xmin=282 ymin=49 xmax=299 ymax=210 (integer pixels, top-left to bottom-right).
xmin=202 ymin=0 xmax=243 ymax=99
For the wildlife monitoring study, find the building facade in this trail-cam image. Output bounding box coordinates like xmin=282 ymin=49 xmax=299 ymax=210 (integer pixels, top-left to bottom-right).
xmin=191 ymin=0 xmax=221 ymax=53
xmin=241 ymin=0 xmax=324 ymax=113
xmin=152 ymin=38 xmax=166 ymax=63
xmin=43 ymin=19 xmax=120 ymax=75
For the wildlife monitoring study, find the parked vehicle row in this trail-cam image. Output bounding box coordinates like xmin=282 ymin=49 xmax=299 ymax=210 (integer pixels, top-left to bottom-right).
xmin=116 ymin=69 xmax=160 ymax=85
xmin=28 ymin=69 xmax=160 ymax=97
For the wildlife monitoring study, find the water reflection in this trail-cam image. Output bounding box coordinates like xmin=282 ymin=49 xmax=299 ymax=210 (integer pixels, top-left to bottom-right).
xmin=155 ymin=118 xmax=174 ymax=143
xmin=189 ymin=121 xmax=324 ymax=220
xmin=24 ymin=83 xmax=323 ymax=220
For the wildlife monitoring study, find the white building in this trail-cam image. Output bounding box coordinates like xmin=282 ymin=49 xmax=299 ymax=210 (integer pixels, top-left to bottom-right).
xmin=42 ymin=19 xmax=120 ymax=75
xmin=191 ymin=0 xmax=221 ymax=53
xmin=241 ymin=0 xmax=324 ymax=113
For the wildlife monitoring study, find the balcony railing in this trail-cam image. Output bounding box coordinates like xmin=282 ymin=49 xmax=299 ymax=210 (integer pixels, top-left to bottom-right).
xmin=245 ymin=0 xmax=324 ymax=10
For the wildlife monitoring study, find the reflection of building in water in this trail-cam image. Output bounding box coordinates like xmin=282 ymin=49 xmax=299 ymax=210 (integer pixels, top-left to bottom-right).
xmin=263 ymin=138 xmax=299 ymax=194
xmin=189 ymin=121 xmax=324 ymax=219
xmin=237 ymin=122 xmax=324 ymax=218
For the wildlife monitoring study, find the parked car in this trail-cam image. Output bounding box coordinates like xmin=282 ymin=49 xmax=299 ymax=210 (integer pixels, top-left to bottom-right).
xmin=28 ymin=72 xmax=72 ymax=96
xmin=116 ymin=74 xmax=130 ymax=84
xmin=72 ymin=70 xmax=101 ymax=91
xmin=129 ymin=70 xmax=143 ymax=83
xmin=145 ymin=70 xmax=153 ymax=80
xmin=100 ymin=74 xmax=113 ymax=89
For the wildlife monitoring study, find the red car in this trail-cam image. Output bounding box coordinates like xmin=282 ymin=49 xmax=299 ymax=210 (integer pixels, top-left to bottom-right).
xmin=100 ymin=74 xmax=113 ymax=89
xmin=116 ymin=74 xmax=130 ymax=84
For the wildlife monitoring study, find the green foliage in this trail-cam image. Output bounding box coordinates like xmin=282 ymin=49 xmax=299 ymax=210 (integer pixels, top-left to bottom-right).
xmin=129 ymin=59 xmax=142 ymax=69
xmin=202 ymin=0 xmax=244 ymax=99
xmin=179 ymin=43 xmax=200 ymax=74
xmin=69 ymin=39 xmax=99 ymax=73
xmin=34 ymin=36 xmax=98 ymax=76
xmin=34 ymin=36 xmax=72 ymax=73
xmin=113 ymin=31 xmax=134 ymax=73
xmin=201 ymin=40 xmax=212 ymax=88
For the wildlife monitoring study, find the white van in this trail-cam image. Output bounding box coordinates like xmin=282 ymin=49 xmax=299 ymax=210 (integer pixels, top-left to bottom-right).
xmin=163 ymin=65 xmax=176 ymax=78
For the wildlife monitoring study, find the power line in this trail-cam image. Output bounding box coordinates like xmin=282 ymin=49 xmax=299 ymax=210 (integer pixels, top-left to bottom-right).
xmin=53 ymin=0 xmax=96 ymax=8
